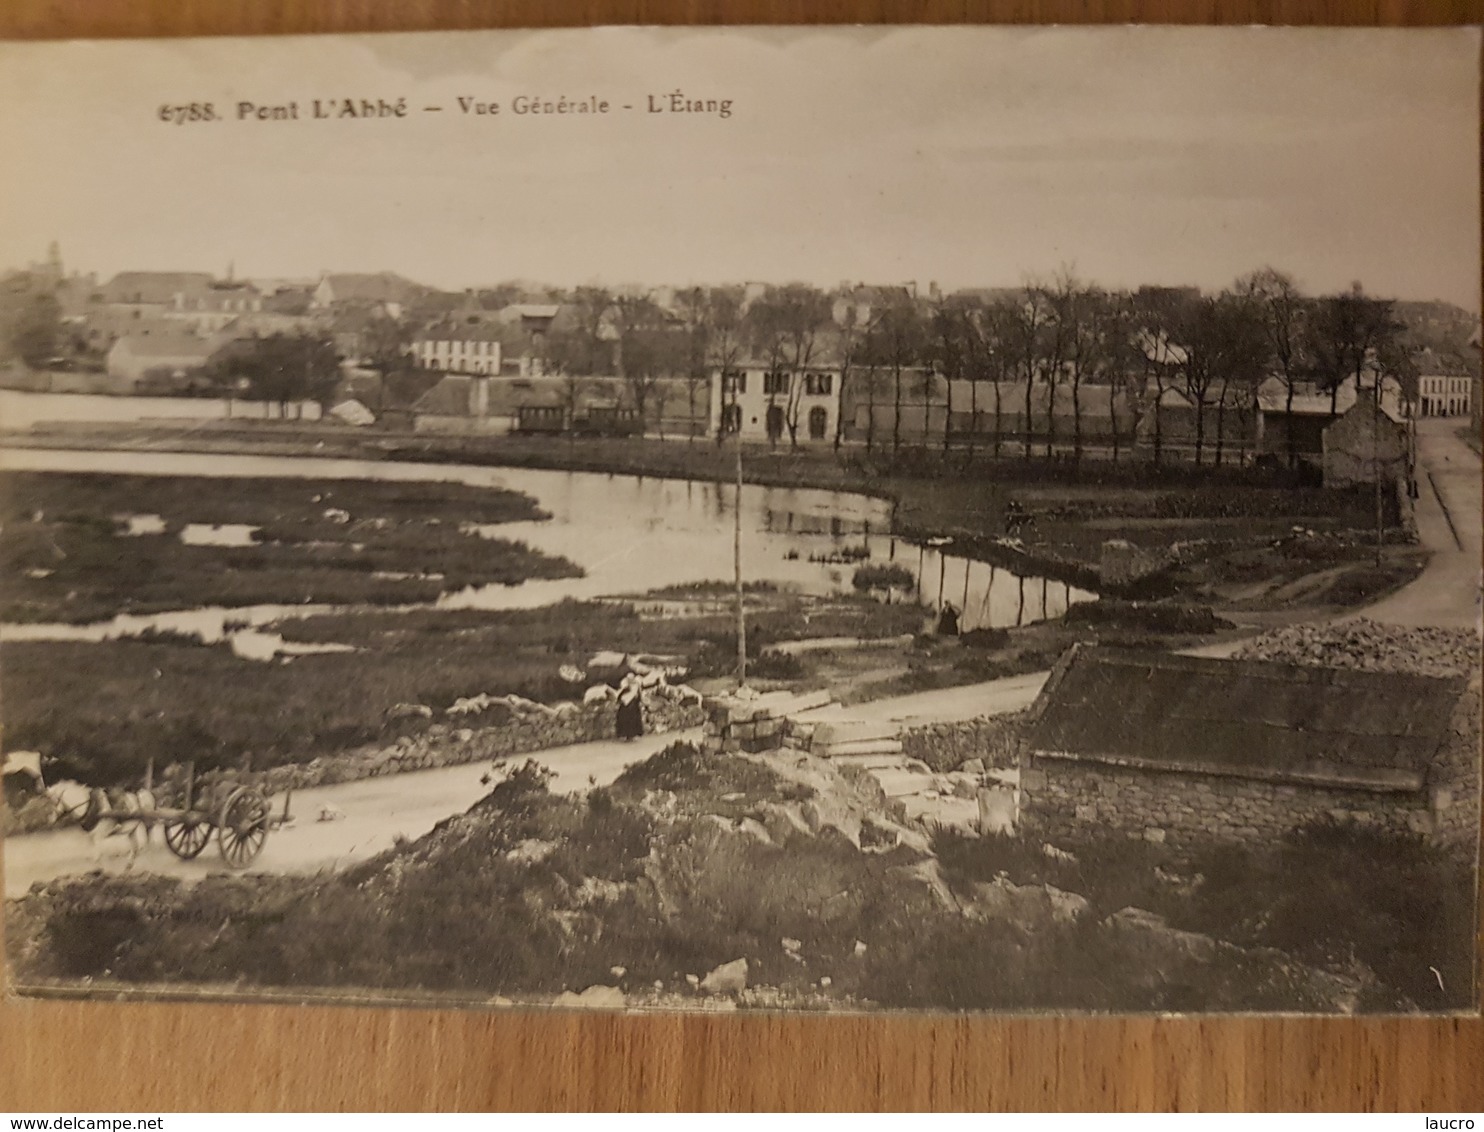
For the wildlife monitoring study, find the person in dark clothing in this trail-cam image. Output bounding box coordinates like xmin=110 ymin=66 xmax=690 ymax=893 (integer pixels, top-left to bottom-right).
xmin=937 ymin=602 xmax=960 ymax=637
xmin=615 ymin=677 xmax=644 ymax=741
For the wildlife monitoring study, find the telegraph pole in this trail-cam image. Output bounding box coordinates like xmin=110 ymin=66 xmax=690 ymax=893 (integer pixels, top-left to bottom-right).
xmin=733 ymin=393 xmax=747 ymax=688
xmin=1373 ymin=366 xmax=1384 ymax=567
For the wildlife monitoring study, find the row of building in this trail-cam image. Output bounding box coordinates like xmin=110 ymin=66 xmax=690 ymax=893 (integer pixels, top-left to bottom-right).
xmin=15 ymin=261 xmax=1480 ymax=481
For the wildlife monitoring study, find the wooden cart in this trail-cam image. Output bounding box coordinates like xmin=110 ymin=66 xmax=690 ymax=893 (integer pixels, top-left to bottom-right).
xmin=129 ymin=763 xmax=294 ymax=869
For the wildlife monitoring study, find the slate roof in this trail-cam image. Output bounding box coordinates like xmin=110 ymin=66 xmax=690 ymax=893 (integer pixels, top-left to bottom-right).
xmin=411 ymin=374 xmax=475 ymax=415
xmin=1414 ymin=346 xmax=1480 ymax=378
xmin=413 ymin=373 xmax=580 ymax=417
xmin=498 ymin=303 xmax=561 ymax=321
xmin=1257 ymin=375 xmax=1406 ymax=424
xmin=100 ymin=272 xmax=214 ymax=305
xmin=413 ymin=320 xmax=506 ymax=344
xmin=109 ymin=331 xmax=216 ymax=360
xmin=319 ymin=272 xmax=424 ymax=306
xmin=1023 ymin=645 xmax=1465 ymax=791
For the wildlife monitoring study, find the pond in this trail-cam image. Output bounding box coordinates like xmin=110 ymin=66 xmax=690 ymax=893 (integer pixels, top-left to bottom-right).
xmin=0 ymin=446 xmax=1095 ymax=644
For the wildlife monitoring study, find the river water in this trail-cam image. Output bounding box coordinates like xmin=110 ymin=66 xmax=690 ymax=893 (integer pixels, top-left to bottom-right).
xmin=0 ymin=446 xmax=1094 ymax=644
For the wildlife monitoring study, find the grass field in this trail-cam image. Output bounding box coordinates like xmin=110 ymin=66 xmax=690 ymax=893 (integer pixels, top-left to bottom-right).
xmin=0 ymin=595 xmax=927 ymax=786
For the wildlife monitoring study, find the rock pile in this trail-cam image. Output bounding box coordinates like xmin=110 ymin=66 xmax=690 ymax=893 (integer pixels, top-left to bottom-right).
xmin=700 ymin=689 xmax=835 ymax=754
xmin=698 ymin=691 xmax=1028 ymax=837
xmin=1234 ymin=619 xmax=1481 ymax=679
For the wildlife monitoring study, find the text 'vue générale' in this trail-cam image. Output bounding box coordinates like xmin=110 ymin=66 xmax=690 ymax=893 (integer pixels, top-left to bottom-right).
xmin=158 ymin=91 xmax=735 ymax=125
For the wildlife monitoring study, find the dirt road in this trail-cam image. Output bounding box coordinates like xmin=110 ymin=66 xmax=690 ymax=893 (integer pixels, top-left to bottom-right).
xmin=1355 ymin=419 xmax=1482 ymax=631
xmin=3 ymin=728 xmax=701 ymax=898
xmin=1 ymin=669 xmax=1061 ymax=894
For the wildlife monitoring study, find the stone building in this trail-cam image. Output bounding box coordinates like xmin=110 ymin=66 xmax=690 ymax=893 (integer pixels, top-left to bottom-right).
xmin=1321 ymin=387 xmax=1409 ymax=490
xmin=1017 ymin=645 xmax=1478 ymax=857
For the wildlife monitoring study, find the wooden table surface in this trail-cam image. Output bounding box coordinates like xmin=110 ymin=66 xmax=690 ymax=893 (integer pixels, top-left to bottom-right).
xmin=1 ymin=0 xmax=1481 ymax=1111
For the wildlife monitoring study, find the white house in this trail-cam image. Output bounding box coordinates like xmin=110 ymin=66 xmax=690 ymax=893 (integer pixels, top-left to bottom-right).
xmin=411 ymin=322 xmax=504 ymax=375
xmin=708 ymin=363 xmax=842 ymax=443
xmin=162 ymin=282 xmax=263 ymax=333
xmin=105 ymin=331 xmax=217 ymax=384
xmin=1418 ymin=373 xmax=1472 ymax=418
xmin=1414 ymin=349 xmax=1476 ymax=418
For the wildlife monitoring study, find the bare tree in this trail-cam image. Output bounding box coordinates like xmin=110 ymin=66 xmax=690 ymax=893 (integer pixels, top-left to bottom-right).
xmin=858 ymin=313 xmax=884 ymax=453
xmin=1238 ymin=267 xmax=1303 ymax=467
xmin=1036 ymin=272 xmax=1080 ymax=459
xmin=546 ymin=286 xmax=615 ymax=390
xmin=701 ymin=287 xmax=749 ymax=444
xmin=930 ymin=296 xmax=972 ymax=456
xmin=1003 ymin=286 xmax=1053 ymax=459
xmin=611 ymin=293 xmax=675 ymax=425
xmin=1214 ymin=293 xmax=1268 ymax=465
xmin=1130 ymin=287 xmax=1192 ymax=465
xmin=1308 ymin=282 xmax=1402 ymax=417
xmin=748 ymin=284 xmax=831 ymax=448
xmin=870 ymin=291 xmax=926 ymax=457
xmin=673 ymin=286 xmax=712 ymax=442
xmin=832 ymin=318 xmax=860 ymax=452
xmin=1156 ymin=290 xmax=1268 ymax=466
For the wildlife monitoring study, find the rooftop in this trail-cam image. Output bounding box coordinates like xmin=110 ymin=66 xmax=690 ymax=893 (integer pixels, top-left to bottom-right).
xmin=1023 ymin=645 xmax=1466 ymax=791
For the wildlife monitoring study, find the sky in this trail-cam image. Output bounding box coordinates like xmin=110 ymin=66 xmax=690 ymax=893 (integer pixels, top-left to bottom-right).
xmin=0 ymin=25 xmax=1478 ymax=309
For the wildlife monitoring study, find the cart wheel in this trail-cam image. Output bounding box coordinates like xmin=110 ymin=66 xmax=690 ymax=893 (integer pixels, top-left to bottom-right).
xmin=163 ymin=814 xmax=211 ymax=860
xmin=218 ymin=786 xmax=270 ymax=869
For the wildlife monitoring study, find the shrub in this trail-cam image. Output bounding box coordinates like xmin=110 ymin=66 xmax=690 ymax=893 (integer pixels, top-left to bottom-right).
xmin=1179 ymin=818 xmax=1477 ymax=1010
xmin=852 ymin=563 xmax=914 ymax=593
xmin=749 ymin=649 xmax=806 ymax=680
xmin=611 ymin=742 xmax=712 ymax=793
xmin=959 ymin=627 xmax=1010 ymax=650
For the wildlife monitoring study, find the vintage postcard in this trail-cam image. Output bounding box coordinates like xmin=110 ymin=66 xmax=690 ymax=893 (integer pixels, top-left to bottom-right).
xmin=0 ymin=25 xmax=1479 ymax=1015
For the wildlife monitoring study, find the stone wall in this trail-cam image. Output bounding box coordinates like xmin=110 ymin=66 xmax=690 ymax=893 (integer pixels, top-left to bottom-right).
xmin=157 ymin=692 xmax=704 ymax=803
xmin=1018 ymin=756 xmax=1434 ymax=856
xmin=1431 ymin=676 xmax=1482 ymax=853
xmin=901 ymin=713 xmax=1025 ymax=773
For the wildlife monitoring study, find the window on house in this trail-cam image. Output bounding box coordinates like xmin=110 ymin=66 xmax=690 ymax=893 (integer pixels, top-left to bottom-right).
xmin=721 ymin=404 xmax=742 ymax=433
xmin=722 ymin=370 xmax=746 ymax=395
xmin=763 ymin=371 xmax=789 ymax=395
xmin=805 ymin=372 xmax=833 ymax=396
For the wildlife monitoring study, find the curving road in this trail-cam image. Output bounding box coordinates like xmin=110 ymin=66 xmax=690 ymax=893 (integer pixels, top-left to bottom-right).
xmin=1353 ymin=418 xmax=1482 ymax=631
xmin=3 ymin=729 xmax=700 ymax=898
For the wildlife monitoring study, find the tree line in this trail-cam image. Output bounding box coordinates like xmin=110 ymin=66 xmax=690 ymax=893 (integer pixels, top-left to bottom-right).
xmin=2 ymin=266 xmax=1426 ymax=466
xmin=529 ymin=271 xmax=1418 ymax=467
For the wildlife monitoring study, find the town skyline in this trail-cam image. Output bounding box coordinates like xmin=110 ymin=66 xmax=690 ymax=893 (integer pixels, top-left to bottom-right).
xmin=12 ymin=253 xmax=1484 ymax=317
xmin=0 ymin=26 xmax=1478 ymax=312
